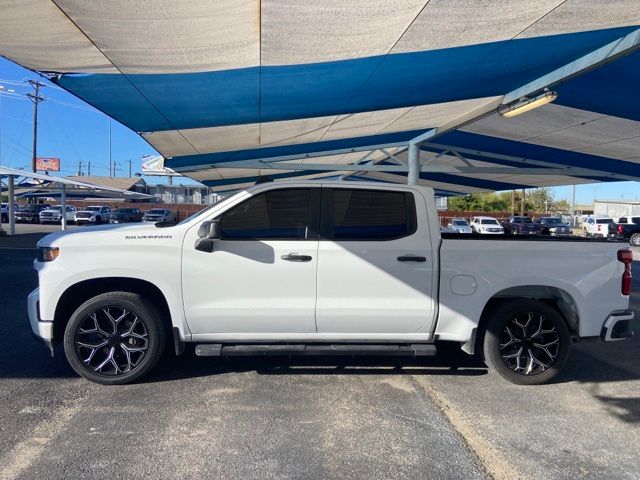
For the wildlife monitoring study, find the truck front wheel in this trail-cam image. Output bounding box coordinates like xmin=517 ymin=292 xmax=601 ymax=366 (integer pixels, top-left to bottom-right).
xmin=482 ymin=299 xmax=570 ymax=385
xmin=63 ymin=291 xmax=166 ymax=385
xmin=630 ymin=233 xmax=640 ymax=246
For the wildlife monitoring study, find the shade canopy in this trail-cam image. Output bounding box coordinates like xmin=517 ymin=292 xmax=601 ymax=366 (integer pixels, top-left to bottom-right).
xmin=0 ymin=166 xmax=152 ymax=199
xmin=1 ymin=1 xmax=639 ymax=193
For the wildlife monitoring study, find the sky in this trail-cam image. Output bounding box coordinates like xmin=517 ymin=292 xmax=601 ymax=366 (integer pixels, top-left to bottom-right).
xmin=0 ymin=57 xmax=638 ymax=203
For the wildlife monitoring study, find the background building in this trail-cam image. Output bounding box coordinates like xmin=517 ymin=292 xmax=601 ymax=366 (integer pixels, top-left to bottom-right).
xmin=594 ymin=200 xmax=640 ymax=219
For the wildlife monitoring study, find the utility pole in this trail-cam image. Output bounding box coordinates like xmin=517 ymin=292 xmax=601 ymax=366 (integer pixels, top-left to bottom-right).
xmin=77 ymin=161 xmax=83 ymax=176
xmin=520 ymin=188 xmax=525 ymax=216
xmin=87 ymin=161 xmax=91 ymax=176
xmin=27 ymin=80 xmax=46 ymax=173
xmin=112 ymin=161 xmax=119 ymax=177
xmin=127 ymin=158 xmax=132 ymax=177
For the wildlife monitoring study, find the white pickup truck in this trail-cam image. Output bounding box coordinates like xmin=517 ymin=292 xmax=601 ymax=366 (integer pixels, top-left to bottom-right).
xmin=28 ymin=182 xmax=634 ymax=385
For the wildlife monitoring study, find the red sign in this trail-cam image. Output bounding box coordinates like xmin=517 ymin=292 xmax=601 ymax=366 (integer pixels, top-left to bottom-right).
xmin=36 ymin=157 xmax=60 ymax=171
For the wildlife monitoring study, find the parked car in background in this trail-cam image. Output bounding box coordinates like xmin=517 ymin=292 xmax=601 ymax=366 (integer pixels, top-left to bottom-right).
xmin=616 ymin=216 xmax=640 ymax=246
xmin=447 ymin=218 xmax=472 ymax=234
xmin=74 ymin=206 xmax=111 ymax=225
xmin=15 ymin=204 xmax=51 ymax=223
xmin=1 ymin=202 xmax=18 ymax=222
xmin=143 ymin=208 xmax=175 ymax=223
xmin=471 ymin=216 xmax=504 ymax=234
xmin=39 ymin=205 xmax=76 ymax=224
xmin=534 ymin=217 xmax=572 ymax=236
xmin=109 ymin=207 xmax=143 ymax=224
xmin=583 ymin=217 xmax=618 ymax=238
xmin=439 ymin=225 xmax=457 ymax=233
xmin=502 ymin=216 xmax=542 ymax=235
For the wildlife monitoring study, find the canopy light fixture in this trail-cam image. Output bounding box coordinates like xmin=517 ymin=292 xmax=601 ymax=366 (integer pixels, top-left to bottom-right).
xmin=498 ymin=90 xmax=558 ymax=118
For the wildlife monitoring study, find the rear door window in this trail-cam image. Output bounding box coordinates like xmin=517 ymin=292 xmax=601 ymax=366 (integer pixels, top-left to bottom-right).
xmin=327 ymin=189 xmax=416 ymax=240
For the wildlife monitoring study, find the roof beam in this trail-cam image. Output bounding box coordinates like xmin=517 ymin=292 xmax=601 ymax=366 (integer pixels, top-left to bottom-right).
xmin=503 ymin=28 xmax=640 ymax=104
xmin=171 ymin=140 xmax=415 ymax=173
xmin=420 ymin=142 xmax=640 ymax=181
xmin=215 ymin=160 xmax=589 ymax=176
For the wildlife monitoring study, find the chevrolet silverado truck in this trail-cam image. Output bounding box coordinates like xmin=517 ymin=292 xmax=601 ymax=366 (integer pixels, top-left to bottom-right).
xmin=28 ymin=182 xmax=634 ymax=385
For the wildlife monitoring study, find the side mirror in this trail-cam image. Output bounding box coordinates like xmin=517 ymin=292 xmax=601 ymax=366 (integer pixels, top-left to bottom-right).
xmin=198 ymin=219 xmax=221 ymax=239
xmin=195 ymin=219 xmax=221 ymax=253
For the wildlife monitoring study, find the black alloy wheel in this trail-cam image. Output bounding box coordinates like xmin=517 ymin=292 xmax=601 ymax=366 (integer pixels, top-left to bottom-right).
xmin=483 ymin=299 xmax=570 ymax=385
xmin=64 ymin=292 xmax=166 ymax=385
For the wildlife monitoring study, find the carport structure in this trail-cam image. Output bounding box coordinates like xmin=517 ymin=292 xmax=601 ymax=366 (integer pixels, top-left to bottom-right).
xmin=0 ymin=166 xmax=151 ymax=235
xmin=0 ymin=1 xmax=639 ymax=192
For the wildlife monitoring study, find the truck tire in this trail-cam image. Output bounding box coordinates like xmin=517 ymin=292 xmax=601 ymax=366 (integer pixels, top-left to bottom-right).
xmin=630 ymin=233 xmax=640 ymax=246
xmin=63 ymin=291 xmax=166 ymax=385
xmin=482 ymin=299 xmax=570 ymax=385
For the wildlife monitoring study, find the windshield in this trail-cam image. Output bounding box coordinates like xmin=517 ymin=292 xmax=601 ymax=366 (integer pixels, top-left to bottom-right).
xmin=543 ymin=218 xmax=563 ymax=225
xmin=147 ymin=209 xmax=165 ymax=214
xmin=513 ymin=217 xmax=533 ymax=223
xmin=116 ymin=209 xmax=135 ymax=213
xmin=596 ymin=219 xmax=614 ymax=224
xmin=85 ymin=207 xmax=101 ymax=212
xmin=49 ymin=206 xmax=62 ymax=211
xmin=481 ymin=219 xmax=499 ymax=225
xmin=452 ymin=220 xmax=469 ymax=226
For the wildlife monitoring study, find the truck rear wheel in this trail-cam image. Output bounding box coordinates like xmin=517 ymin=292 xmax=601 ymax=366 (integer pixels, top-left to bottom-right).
xmin=482 ymin=299 xmax=570 ymax=385
xmin=63 ymin=292 xmax=166 ymax=385
xmin=630 ymin=233 xmax=640 ymax=246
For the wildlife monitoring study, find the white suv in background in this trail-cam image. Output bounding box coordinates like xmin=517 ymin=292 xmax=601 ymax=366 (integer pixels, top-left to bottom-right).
xmin=75 ymin=206 xmax=111 ymax=225
xmin=39 ymin=205 xmax=77 ymax=224
xmin=471 ymin=216 xmax=504 ymax=234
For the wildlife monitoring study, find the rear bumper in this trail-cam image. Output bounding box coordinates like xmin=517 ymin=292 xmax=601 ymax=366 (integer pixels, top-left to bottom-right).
xmin=27 ymin=288 xmax=54 ymax=353
xmin=601 ymin=310 xmax=634 ymax=341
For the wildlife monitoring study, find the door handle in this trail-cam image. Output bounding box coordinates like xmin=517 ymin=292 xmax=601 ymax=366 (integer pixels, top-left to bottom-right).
xmin=397 ymin=255 xmax=427 ymax=262
xmin=281 ymin=253 xmax=313 ymax=262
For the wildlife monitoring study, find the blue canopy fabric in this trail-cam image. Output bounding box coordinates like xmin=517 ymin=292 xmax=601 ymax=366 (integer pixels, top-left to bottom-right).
xmin=0 ymin=1 xmax=639 ymax=193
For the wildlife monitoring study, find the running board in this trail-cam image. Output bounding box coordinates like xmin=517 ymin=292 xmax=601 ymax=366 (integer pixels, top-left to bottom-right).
xmin=195 ymin=343 xmax=437 ymax=357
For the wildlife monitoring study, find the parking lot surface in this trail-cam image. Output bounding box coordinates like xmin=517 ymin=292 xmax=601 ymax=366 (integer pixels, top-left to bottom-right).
xmin=0 ymin=233 xmax=638 ymax=480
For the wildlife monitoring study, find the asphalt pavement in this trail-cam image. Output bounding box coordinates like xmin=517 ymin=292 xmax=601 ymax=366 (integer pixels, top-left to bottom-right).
xmin=0 ymin=232 xmax=638 ymax=480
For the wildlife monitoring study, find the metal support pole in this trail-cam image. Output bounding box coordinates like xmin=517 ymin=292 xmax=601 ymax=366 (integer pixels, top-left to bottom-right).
xmin=407 ymin=143 xmax=420 ymax=185
xmin=571 ymin=184 xmax=576 ymax=226
xmin=8 ymin=174 xmax=15 ymax=235
xmin=60 ymin=183 xmax=67 ymax=231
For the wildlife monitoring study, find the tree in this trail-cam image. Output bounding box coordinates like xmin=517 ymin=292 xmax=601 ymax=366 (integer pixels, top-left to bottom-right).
xmin=448 ymin=187 xmax=568 ymax=213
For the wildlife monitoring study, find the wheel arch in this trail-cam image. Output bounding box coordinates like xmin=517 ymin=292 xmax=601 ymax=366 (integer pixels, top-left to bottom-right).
xmin=473 ymin=285 xmax=579 ymax=355
xmin=53 ymin=277 xmax=172 ymax=347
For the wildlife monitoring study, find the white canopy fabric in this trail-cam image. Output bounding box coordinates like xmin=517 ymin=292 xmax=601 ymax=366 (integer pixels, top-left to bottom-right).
xmin=1 ymin=1 xmax=639 ymax=193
